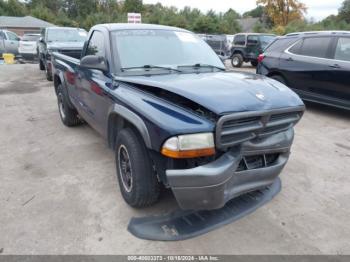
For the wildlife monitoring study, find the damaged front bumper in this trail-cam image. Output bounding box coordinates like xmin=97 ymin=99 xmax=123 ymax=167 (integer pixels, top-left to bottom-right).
xmin=167 ymin=128 xmax=294 ymax=210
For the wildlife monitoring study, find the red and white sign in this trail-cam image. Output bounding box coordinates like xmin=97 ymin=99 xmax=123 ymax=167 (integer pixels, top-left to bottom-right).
xmin=128 ymin=13 xmax=142 ymax=24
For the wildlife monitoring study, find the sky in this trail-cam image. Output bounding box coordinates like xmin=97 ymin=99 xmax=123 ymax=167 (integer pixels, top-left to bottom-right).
xmin=143 ymin=0 xmax=344 ymax=21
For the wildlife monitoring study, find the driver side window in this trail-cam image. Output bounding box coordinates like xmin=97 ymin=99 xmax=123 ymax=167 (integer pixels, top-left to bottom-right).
xmin=86 ymin=31 xmax=105 ymax=57
xmin=7 ymin=32 xmax=19 ymax=41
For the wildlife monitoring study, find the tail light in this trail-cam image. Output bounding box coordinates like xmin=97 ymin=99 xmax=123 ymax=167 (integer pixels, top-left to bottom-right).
xmin=258 ymin=53 xmax=265 ymax=63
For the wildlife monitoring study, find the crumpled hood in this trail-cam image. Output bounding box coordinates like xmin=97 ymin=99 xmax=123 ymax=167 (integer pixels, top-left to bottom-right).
xmin=115 ymin=71 xmax=304 ymax=115
xmin=47 ymin=41 xmax=84 ymax=51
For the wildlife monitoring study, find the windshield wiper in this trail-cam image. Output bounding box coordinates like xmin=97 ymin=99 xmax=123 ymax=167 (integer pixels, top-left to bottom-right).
xmin=121 ymin=65 xmax=182 ymax=73
xmin=178 ymin=63 xmax=225 ymax=71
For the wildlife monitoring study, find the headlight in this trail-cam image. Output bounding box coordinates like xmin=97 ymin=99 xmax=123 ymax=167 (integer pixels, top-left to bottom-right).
xmin=161 ymin=133 xmax=215 ymax=158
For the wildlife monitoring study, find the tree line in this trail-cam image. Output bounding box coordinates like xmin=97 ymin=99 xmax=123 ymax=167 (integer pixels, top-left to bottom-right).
xmin=0 ymin=0 xmax=350 ymax=35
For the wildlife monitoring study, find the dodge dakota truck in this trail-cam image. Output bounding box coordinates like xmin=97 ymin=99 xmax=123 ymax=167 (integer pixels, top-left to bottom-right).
xmin=51 ymin=24 xmax=305 ymax=211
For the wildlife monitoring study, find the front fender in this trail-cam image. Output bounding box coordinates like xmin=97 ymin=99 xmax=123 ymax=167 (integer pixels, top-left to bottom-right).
xmin=110 ymin=85 xmax=215 ymax=151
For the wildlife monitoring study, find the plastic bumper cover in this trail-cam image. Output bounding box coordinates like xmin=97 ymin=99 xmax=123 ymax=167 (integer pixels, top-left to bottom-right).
xmin=167 ymin=129 xmax=293 ymax=210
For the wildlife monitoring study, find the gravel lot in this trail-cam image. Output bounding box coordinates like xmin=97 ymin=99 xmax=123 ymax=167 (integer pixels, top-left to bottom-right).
xmin=0 ymin=64 xmax=349 ymax=255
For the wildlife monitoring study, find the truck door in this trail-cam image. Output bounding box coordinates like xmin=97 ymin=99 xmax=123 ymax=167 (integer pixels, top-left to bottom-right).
xmin=246 ymin=35 xmax=259 ymax=60
xmin=279 ymin=36 xmax=333 ymax=96
xmin=323 ymin=36 xmax=350 ymax=108
xmin=77 ymin=30 xmax=113 ymax=137
xmin=5 ymin=31 xmax=20 ymax=55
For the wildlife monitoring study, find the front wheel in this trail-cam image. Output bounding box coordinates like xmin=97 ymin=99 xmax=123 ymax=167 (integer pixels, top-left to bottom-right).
xmin=115 ymin=128 xmax=160 ymax=208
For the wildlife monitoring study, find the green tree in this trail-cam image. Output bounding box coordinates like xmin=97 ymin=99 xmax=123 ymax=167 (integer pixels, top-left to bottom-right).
xmin=243 ymin=6 xmax=264 ymax=18
xmin=2 ymin=0 xmax=26 ymax=16
xmin=339 ymin=0 xmax=350 ymax=23
xmin=257 ymin=0 xmax=307 ymax=26
xmin=30 ymin=4 xmax=55 ymax=23
xmin=123 ymin=0 xmax=143 ymax=13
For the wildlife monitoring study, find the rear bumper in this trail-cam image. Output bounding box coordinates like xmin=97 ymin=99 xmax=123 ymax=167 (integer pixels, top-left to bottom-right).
xmin=167 ymin=128 xmax=294 ymax=210
xmin=19 ymin=50 xmax=37 ymax=55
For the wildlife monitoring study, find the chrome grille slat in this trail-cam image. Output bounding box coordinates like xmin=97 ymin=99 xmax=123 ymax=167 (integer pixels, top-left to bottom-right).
xmin=216 ymin=107 xmax=305 ymax=149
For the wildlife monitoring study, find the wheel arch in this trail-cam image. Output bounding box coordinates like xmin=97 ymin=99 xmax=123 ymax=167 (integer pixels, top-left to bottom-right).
xmin=230 ymin=49 xmax=244 ymax=57
xmin=107 ymin=105 xmax=152 ymax=150
xmin=267 ymin=71 xmax=289 ymax=85
xmin=53 ymin=73 xmax=62 ymax=96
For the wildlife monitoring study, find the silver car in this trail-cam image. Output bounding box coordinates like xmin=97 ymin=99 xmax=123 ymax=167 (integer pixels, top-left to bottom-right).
xmin=0 ymin=30 xmax=20 ymax=56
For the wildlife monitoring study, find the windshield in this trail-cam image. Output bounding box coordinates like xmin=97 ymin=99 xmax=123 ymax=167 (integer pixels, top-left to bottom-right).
xmin=22 ymin=34 xmax=40 ymax=41
xmin=259 ymin=35 xmax=276 ymax=49
xmin=47 ymin=29 xmax=87 ymax=42
xmin=112 ymin=29 xmax=224 ymax=72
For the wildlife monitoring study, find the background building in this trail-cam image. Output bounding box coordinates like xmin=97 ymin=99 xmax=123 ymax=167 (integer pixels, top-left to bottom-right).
xmin=0 ymin=16 xmax=55 ymax=36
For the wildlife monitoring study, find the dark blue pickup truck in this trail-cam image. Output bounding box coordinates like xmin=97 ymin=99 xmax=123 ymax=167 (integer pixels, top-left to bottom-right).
xmin=51 ymin=23 xmax=305 ymax=211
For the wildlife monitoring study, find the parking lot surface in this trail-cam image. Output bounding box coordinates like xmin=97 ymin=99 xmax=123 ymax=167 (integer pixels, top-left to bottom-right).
xmin=0 ymin=64 xmax=350 ymax=254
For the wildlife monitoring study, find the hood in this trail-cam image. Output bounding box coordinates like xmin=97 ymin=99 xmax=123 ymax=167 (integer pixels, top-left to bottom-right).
xmin=115 ymin=71 xmax=304 ymax=115
xmin=47 ymin=41 xmax=84 ymax=51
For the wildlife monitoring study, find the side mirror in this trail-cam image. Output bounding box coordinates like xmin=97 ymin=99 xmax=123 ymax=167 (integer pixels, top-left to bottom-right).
xmin=39 ymin=37 xmax=44 ymax=43
xmin=80 ymin=55 xmax=108 ymax=72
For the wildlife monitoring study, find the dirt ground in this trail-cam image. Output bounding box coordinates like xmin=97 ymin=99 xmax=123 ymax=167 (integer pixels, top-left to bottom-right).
xmin=0 ymin=64 xmax=349 ymax=254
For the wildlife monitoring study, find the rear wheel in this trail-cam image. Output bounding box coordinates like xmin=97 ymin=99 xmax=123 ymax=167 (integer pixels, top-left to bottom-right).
xmin=57 ymin=84 xmax=82 ymax=127
xmin=45 ymin=62 xmax=53 ymax=81
xmin=270 ymin=75 xmax=287 ymax=85
xmin=115 ymin=128 xmax=160 ymax=208
xmin=231 ymin=53 xmax=243 ymax=68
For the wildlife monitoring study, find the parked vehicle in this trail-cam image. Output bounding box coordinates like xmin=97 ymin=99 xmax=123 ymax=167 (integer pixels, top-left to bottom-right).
xmin=200 ymin=34 xmax=231 ymax=57
xmin=52 ymin=24 xmax=304 ymax=210
xmin=0 ymin=30 xmax=20 ymax=56
xmin=257 ymin=31 xmax=350 ymax=110
xmin=18 ymin=33 xmax=41 ymax=60
xmin=231 ymin=33 xmax=276 ymax=67
xmin=38 ymin=27 xmax=87 ymax=81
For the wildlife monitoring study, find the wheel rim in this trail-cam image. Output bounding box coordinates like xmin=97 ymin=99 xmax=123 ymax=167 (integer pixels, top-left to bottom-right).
xmin=118 ymin=145 xmax=133 ymax=193
xmin=58 ymin=93 xmax=66 ymax=119
xmin=232 ymin=57 xmax=239 ymax=66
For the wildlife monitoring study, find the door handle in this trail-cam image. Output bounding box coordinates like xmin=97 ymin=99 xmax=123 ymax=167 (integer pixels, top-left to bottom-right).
xmin=286 ymin=57 xmax=294 ymax=61
xmin=329 ymin=64 xmax=341 ymax=69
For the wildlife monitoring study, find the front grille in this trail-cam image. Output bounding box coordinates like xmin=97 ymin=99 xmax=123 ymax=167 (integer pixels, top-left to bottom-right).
xmin=216 ymin=107 xmax=304 ymax=149
xmin=236 ymin=153 xmax=280 ymax=172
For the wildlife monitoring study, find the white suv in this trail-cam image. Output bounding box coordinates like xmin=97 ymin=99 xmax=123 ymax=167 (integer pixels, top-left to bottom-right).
xmin=18 ymin=34 xmax=41 ymax=60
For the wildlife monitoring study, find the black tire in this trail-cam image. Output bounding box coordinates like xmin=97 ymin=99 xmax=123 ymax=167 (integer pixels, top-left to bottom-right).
xmin=231 ymin=53 xmax=243 ymax=68
xmin=270 ymin=75 xmax=287 ymax=85
xmin=45 ymin=63 xmax=53 ymax=81
xmin=251 ymin=60 xmax=258 ymax=67
xmin=57 ymin=84 xmax=82 ymax=127
xmin=39 ymin=59 xmax=45 ymax=70
xmin=115 ymin=128 xmax=160 ymax=208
